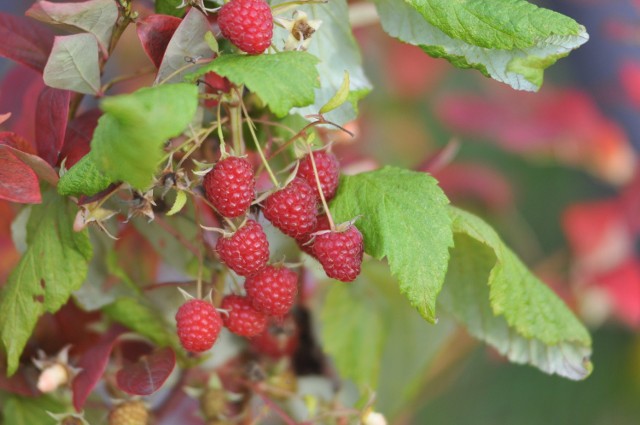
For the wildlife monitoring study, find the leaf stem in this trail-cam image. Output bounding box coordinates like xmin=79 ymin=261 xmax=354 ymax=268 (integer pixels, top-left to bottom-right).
xmin=240 ymin=99 xmax=279 ymax=187
xmin=306 ymin=144 xmax=335 ymax=230
xmin=229 ymin=87 xmax=245 ymax=154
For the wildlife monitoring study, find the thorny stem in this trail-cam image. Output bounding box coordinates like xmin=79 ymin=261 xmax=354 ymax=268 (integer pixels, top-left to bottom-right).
xmin=307 ymin=143 xmax=335 ymax=230
xmin=240 ymin=99 xmax=279 ymax=187
xmin=191 ymin=193 xmax=206 ymax=299
xmin=190 ymin=189 xmax=237 ymax=231
xmin=154 ymin=215 xmax=201 ymax=258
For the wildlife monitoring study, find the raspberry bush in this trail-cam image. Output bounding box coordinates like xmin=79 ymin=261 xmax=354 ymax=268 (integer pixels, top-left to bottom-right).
xmin=0 ymin=0 xmax=597 ymax=423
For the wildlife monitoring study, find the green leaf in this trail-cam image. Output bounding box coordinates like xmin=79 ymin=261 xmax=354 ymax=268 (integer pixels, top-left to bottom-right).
xmin=375 ymin=0 xmax=589 ymax=91
xmin=43 ymin=33 xmax=101 ymax=95
xmin=155 ymin=0 xmax=186 ymax=17
xmin=58 ymin=152 xmax=115 ymax=196
xmin=3 ymin=395 xmax=65 ymax=425
xmin=166 ymin=190 xmax=187 ymax=216
xmin=440 ymin=207 xmax=592 ymax=380
xmin=330 ymin=166 xmax=453 ymax=323
xmin=0 ymin=191 xmax=92 ymax=375
xmin=319 ymin=71 xmax=350 ymax=114
xmin=102 ymin=297 xmax=175 ymax=347
xmin=26 ymin=0 xmax=119 ymax=49
xmin=187 ymin=52 xmax=320 ymax=117
xmin=272 ymin=0 xmax=371 ymax=123
xmin=90 ymin=83 xmax=198 ymax=189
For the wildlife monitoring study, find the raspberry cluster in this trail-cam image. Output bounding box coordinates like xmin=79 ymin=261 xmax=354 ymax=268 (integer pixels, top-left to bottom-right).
xmin=175 ymin=151 xmax=364 ymax=354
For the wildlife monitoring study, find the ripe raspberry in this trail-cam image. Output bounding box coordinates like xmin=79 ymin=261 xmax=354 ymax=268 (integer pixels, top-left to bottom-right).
xmin=245 ymin=265 xmax=298 ymax=316
xmin=108 ymin=401 xmax=148 ymax=425
xmin=203 ymin=156 xmax=255 ymax=218
xmin=296 ymin=214 xmax=331 ymax=256
xmin=218 ymin=0 xmax=273 ymax=55
xmin=296 ymin=151 xmax=340 ymax=201
xmin=175 ymin=299 xmax=223 ymax=353
xmin=216 ymin=219 xmax=269 ymax=276
xmin=251 ymin=316 xmax=299 ymax=358
xmin=221 ymin=295 xmax=267 ymax=337
xmin=263 ymin=178 xmax=318 ymax=238
xmin=312 ymin=224 xmax=364 ymax=282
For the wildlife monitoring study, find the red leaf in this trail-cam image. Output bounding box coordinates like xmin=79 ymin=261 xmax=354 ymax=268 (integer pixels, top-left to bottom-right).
xmin=0 ymin=131 xmax=37 ymax=154
xmin=595 ymin=259 xmax=640 ymax=328
xmin=0 ymin=65 xmax=45 ymax=146
xmin=72 ymin=325 xmax=126 ymax=411
xmin=620 ymin=60 xmax=640 ymax=109
xmin=0 ymin=137 xmax=59 ymax=187
xmin=36 ymin=88 xmax=70 ymax=165
xmin=60 ymin=109 xmax=101 ymax=167
xmin=136 ymin=15 xmax=182 ymax=69
xmin=0 ymin=13 xmax=54 ymax=73
xmin=0 ymin=146 xmax=41 ymax=204
xmin=116 ymin=347 xmax=176 ymax=396
xmin=0 ymin=113 xmax=10 ymax=126
xmin=0 ymin=363 xmax=38 ymax=397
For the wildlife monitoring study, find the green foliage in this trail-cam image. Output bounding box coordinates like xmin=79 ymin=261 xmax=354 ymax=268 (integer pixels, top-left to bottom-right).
xmin=102 ymin=297 xmax=176 ymax=348
xmin=330 ymin=167 xmax=453 ymax=323
xmin=2 ymin=395 xmax=65 ymax=425
xmin=91 ymin=83 xmax=198 ymax=189
xmin=187 ymin=52 xmax=320 ymax=117
xmin=155 ymin=0 xmax=185 ymax=17
xmin=43 ymin=33 xmax=101 ymax=95
xmin=440 ymin=207 xmax=592 ymax=379
xmin=375 ymin=0 xmax=588 ymax=91
xmin=272 ymin=0 xmax=372 ymax=123
xmin=0 ymin=191 xmax=92 ymax=375
xmin=58 ymin=152 xmax=114 ymax=196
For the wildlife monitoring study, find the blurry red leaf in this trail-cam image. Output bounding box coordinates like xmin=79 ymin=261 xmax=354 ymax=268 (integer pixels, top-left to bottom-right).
xmin=0 ymin=113 xmax=10 ymax=126
xmin=0 ymin=13 xmax=54 ymax=73
xmin=433 ymin=162 xmax=513 ymax=212
xmin=0 ymin=131 xmax=37 ymax=154
xmin=203 ymin=71 xmax=231 ymax=107
xmin=562 ymin=200 xmax=633 ymax=272
xmin=416 ymin=139 xmax=460 ymax=174
xmin=116 ymin=347 xmax=176 ymax=396
xmin=0 ymin=65 xmax=45 ymax=146
xmin=36 ymin=88 xmax=71 ymax=166
xmin=1 ymin=144 xmax=60 ymax=187
xmin=0 ymin=201 xmax=19 ymax=284
xmin=595 ymin=259 xmax=640 ymax=328
xmin=72 ymin=325 xmax=125 ymax=411
xmin=136 ymin=15 xmax=182 ymax=69
xmin=0 ymin=364 xmax=37 ymax=397
xmin=60 ymin=109 xmax=101 ymax=167
xmin=0 ymin=147 xmax=41 ymax=204
xmin=620 ymin=60 xmax=640 ymax=109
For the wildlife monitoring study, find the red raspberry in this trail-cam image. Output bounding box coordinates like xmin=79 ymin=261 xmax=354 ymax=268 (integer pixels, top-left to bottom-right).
xmin=216 ymin=219 xmax=269 ymax=277
xmin=296 ymin=151 xmax=340 ymax=201
xmin=250 ymin=316 xmax=299 ymax=358
xmin=218 ymin=0 xmax=273 ymax=55
xmin=203 ymin=156 xmax=255 ymax=218
xmin=312 ymin=224 xmax=364 ymax=282
xmin=176 ymin=299 xmax=223 ymax=352
xmin=296 ymin=214 xmax=331 ymax=256
xmin=263 ymin=178 xmax=318 ymax=238
xmin=108 ymin=401 xmax=148 ymax=425
xmin=221 ymin=295 xmax=267 ymax=337
xmin=245 ymin=265 xmax=298 ymax=317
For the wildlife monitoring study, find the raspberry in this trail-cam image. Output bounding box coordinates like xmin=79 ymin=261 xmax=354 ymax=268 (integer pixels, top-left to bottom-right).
xmin=216 ymin=219 xmax=269 ymax=276
xmin=221 ymin=295 xmax=267 ymax=337
xmin=263 ymin=178 xmax=318 ymax=238
xmin=203 ymin=156 xmax=255 ymax=218
xmin=296 ymin=214 xmax=331 ymax=256
xmin=108 ymin=401 xmax=148 ymax=425
xmin=245 ymin=265 xmax=298 ymax=316
xmin=175 ymin=299 xmax=223 ymax=353
xmin=312 ymin=224 xmax=364 ymax=282
xmin=296 ymin=151 xmax=340 ymax=201
xmin=251 ymin=316 xmax=299 ymax=358
xmin=218 ymin=0 xmax=273 ymax=55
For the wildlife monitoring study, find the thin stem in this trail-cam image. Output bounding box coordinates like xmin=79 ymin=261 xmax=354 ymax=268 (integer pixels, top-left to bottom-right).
xmin=157 ymin=58 xmax=212 ymax=86
xmin=154 ymin=215 xmax=201 ymax=257
xmin=253 ymin=387 xmax=298 ymax=425
xmin=240 ymin=99 xmax=279 ymax=187
xmin=228 ymin=87 xmax=245 ymax=154
xmin=101 ymin=66 xmax=155 ymax=93
xmin=307 ymin=144 xmax=335 ymax=230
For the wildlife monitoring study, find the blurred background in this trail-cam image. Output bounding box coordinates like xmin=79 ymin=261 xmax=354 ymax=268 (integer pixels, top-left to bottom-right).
xmin=1 ymin=0 xmax=640 ymax=424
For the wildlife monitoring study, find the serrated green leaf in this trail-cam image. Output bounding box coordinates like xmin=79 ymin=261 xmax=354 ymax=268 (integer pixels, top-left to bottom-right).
xmin=58 ymin=152 xmax=114 ymax=196
xmin=155 ymin=0 xmax=185 ymax=17
xmin=26 ymin=0 xmax=119 ymax=49
xmin=90 ymin=83 xmax=198 ymax=189
xmin=3 ymin=395 xmax=65 ymax=425
xmin=375 ymin=0 xmax=588 ymax=91
xmin=319 ymin=71 xmax=350 ymax=114
xmin=272 ymin=0 xmax=371 ymax=123
xmin=330 ymin=166 xmax=453 ymax=323
xmin=0 ymin=191 xmax=92 ymax=375
xmin=440 ymin=207 xmax=592 ymax=380
xmin=187 ymin=51 xmax=320 ymax=117
xmin=43 ymin=33 xmax=101 ymax=95
xmin=102 ymin=297 xmax=175 ymax=347
xmin=167 ymin=190 xmax=187 ymax=216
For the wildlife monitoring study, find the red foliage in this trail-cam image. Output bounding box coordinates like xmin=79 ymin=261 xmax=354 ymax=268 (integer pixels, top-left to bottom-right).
xmin=115 ymin=347 xmax=176 ymax=396
xmin=60 ymin=108 xmax=102 ymax=167
xmin=35 ymin=87 xmax=70 ymax=165
xmin=0 ymin=13 xmax=54 ymax=73
xmin=0 ymin=146 xmax=41 ymax=204
xmin=136 ymin=14 xmax=183 ymax=69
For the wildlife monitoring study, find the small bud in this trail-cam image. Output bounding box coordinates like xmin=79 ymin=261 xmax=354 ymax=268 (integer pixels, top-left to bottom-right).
xmin=363 ymin=410 xmax=387 ymax=425
xmin=37 ymin=363 xmax=69 ymax=393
